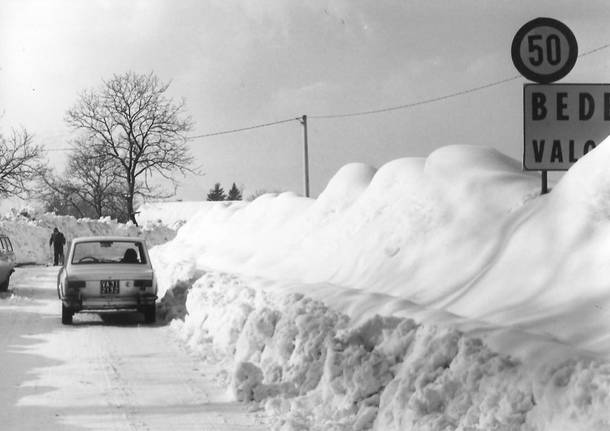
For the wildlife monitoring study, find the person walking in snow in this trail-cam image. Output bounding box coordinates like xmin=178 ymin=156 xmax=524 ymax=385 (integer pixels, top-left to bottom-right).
xmin=49 ymin=227 xmax=66 ymax=266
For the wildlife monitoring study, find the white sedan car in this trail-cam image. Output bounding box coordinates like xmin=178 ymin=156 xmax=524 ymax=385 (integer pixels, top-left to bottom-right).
xmin=57 ymin=236 xmax=157 ymax=325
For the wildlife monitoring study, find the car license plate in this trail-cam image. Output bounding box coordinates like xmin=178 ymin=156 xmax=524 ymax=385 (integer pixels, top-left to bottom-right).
xmin=100 ymin=280 xmax=119 ymax=295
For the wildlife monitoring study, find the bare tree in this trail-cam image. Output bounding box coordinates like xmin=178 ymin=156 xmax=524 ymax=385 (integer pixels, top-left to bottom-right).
xmin=0 ymin=128 xmax=45 ymax=198
xmin=38 ymin=139 xmax=129 ymax=221
xmin=66 ymin=139 xmax=127 ymax=219
xmin=66 ymin=71 xmax=197 ymax=224
xmin=38 ymin=172 xmax=88 ymax=219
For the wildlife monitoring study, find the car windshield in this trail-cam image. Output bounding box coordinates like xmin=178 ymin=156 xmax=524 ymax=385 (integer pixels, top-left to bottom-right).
xmin=71 ymin=240 xmax=147 ymax=265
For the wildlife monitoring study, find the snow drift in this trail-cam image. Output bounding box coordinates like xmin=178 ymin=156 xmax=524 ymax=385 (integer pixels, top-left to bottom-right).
xmin=136 ymin=201 xmax=212 ymax=229
xmin=0 ymin=210 xmax=176 ymax=265
xmin=169 ymin=273 xmax=610 ymax=430
xmin=151 ymin=143 xmax=610 ymax=429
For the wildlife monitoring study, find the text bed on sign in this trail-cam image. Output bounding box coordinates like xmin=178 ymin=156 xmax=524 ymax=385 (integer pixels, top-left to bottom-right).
xmin=523 ymin=84 xmax=610 ymax=171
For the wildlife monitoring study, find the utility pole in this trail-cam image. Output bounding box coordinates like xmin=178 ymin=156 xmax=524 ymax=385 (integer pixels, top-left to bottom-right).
xmin=300 ymin=115 xmax=310 ymax=197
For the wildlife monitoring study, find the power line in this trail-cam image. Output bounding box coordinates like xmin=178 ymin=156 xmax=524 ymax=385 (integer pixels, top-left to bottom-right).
xmin=309 ymin=40 xmax=610 ymax=120
xmin=40 ymin=39 xmax=610 ymax=146
xmin=310 ymin=75 xmax=521 ymax=120
xmin=579 ymin=42 xmax=610 ymax=57
xmin=186 ymin=117 xmax=300 ymax=140
xmin=43 ymin=118 xmax=301 ymax=150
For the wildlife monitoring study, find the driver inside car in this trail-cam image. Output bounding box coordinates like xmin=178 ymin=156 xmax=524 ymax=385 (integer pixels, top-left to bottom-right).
xmin=121 ymin=248 xmax=139 ymax=263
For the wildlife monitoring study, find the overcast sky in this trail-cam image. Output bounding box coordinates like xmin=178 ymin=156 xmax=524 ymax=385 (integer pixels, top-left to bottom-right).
xmin=2 ymin=0 xmax=610 ymax=201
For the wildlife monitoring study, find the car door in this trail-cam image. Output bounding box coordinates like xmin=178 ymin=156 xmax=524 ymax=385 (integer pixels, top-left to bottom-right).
xmin=57 ymin=241 xmax=73 ymax=299
xmin=0 ymin=237 xmax=10 ymax=282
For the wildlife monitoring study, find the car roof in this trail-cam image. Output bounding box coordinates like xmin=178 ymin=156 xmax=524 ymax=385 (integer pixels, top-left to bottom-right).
xmin=71 ymin=236 xmax=147 ymax=244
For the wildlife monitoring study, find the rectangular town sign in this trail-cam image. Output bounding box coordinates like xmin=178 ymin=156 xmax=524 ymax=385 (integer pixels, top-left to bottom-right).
xmin=523 ymin=83 xmax=610 ymax=170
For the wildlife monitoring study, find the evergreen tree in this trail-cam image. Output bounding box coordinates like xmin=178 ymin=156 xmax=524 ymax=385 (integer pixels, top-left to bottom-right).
xmin=206 ymin=183 xmax=226 ymax=201
xmin=227 ymin=183 xmax=242 ymax=201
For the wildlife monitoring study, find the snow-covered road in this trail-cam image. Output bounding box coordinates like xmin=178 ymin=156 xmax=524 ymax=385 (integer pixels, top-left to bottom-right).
xmin=0 ymin=266 xmax=268 ymax=431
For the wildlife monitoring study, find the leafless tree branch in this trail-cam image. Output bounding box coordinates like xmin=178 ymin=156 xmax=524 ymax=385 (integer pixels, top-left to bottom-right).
xmin=0 ymin=128 xmax=45 ymax=198
xmin=65 ymin=71 xmax=200 ymax=224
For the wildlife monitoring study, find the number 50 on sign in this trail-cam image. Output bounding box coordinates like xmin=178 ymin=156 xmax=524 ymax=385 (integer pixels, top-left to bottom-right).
xmin=511 ymin=17 xmax=578 ymax=84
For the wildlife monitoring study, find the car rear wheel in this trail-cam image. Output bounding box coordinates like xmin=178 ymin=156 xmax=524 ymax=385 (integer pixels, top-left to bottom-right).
xmin=61 ymin=304 xmax=73 ymax=325
xmin=143 ymin=304 xmax=156 ymax=324
xmin=0 ymin=275 xmax=10 ymax=292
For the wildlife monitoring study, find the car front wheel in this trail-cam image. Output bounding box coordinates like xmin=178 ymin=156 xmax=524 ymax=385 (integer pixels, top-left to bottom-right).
xmin=61 ymin=304 xmax=73 ymax=325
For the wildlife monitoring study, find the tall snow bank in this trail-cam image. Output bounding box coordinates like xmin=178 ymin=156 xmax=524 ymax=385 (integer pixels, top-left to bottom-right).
xmin=152 ymin=142 xmax=610 ymax=356
xmin=438 ymin=139 xmax=610 ymax=355
xmin=154 ymin=146 xmax=540 ymax=286
xmin=0 ymin=210 xmax=176 ymax=264
xmin=170 ymin=271 xmax=610 ymax=431
xmin=151 ymin=143 xmax=610 ymax=429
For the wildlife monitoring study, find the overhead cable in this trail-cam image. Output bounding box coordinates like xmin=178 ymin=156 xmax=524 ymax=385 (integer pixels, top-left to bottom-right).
xmin=309 ymin=40 xmax=610 ymax=120
xmin=187 ymin=117 xmax=300 ymax=140
xmin=309 ymin=75 xmax=521 ymax=120
xmin=579 ymin=42 xmax=610 ymax=57
xmin=45 ymin=40 xmax=610 ymax=145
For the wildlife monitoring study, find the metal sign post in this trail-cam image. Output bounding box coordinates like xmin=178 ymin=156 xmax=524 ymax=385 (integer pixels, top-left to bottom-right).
xmin=541 ymin=170 xmax=548 ymax=194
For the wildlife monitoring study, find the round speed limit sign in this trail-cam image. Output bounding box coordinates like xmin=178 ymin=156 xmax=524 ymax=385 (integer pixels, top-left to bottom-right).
xmin=511 ymin=17 xmax=578 ymax=83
